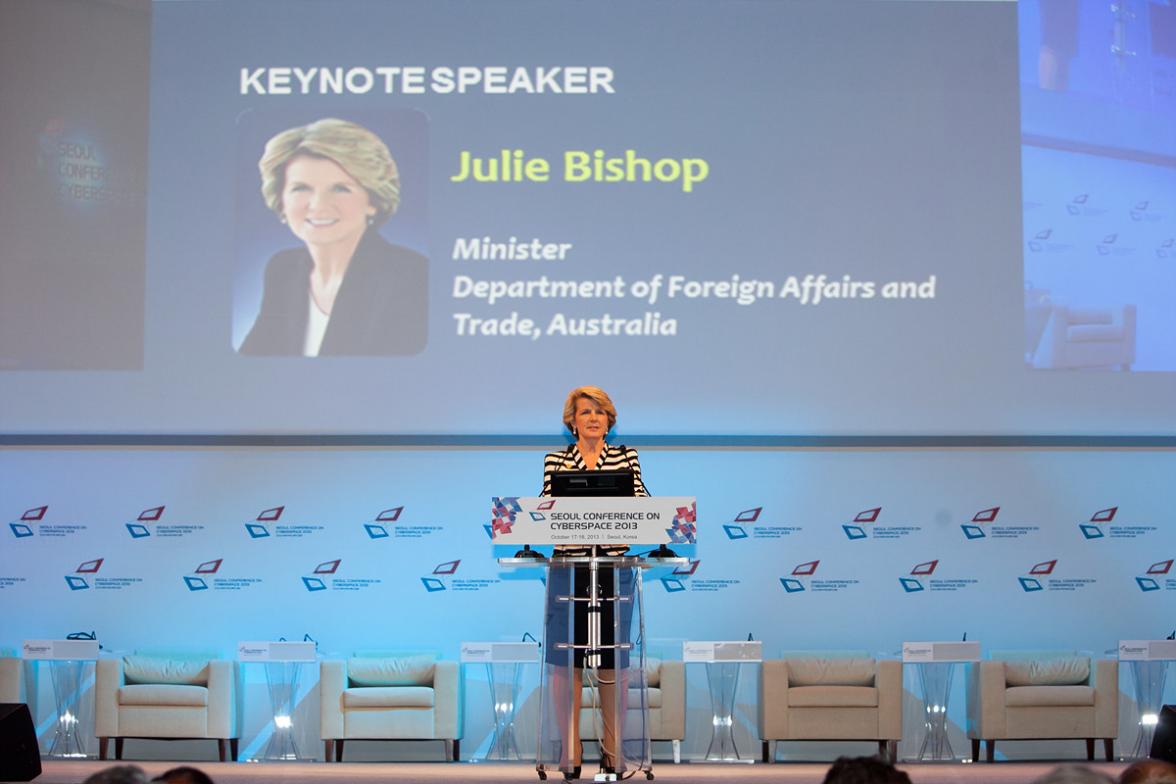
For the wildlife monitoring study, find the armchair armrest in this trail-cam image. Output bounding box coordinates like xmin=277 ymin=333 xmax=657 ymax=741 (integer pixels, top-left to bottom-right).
xmin=319 ymin=660 xmax=346 ymax=740
xmin=206 ymin=660 xmax=238 ymax=739
xmin=1092 ymin=659 xmax=1118 ymax=738
xmin=95 ymin=658 xmax=126 ymax=737
xmin=758 ymin=659 xmax=790 ymax=739
xmin=432 ymin=660 xmax=462 ymax=740
xmin=967 ymin=661 xmax=1007 ymax=739
xmin=875 ymin=660 xmax=902 ymax=740
xmin=658 ymin=661 xmax=685 ymax=739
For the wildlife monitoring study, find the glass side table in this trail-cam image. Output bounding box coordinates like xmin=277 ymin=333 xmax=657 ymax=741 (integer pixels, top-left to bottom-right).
xmin=902 ymin=641 xmax=980 ymax=762
xmin=684 ymin=641 xmax=762 ymax=762
xmin=23 ymin=639 xmax=100 ymax=759
xmin=1119 ymin=640 xmax=1176 ymax=759
xmin=461 ymin=641 xmax=539 ymax=761
xmin=237 ymin=641 xmax=317 ymax=761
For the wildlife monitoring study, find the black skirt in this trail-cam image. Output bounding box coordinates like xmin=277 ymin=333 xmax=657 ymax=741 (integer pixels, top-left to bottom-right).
xmin=544 ymin=561 xmax=634 ymax=669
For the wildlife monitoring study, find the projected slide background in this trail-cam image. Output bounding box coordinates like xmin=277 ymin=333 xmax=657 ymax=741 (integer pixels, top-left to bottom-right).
xmin=1 ymin=0 xmax=1174 ymax=436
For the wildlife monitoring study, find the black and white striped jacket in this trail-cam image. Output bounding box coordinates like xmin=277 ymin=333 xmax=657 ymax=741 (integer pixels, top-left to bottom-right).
xmin=540 ymin=442 xmax=649 ymax=498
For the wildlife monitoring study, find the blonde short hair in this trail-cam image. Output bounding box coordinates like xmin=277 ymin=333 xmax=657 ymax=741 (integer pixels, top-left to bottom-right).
xmin=562 ymin=386 xmax=618 ymax=433
xmin=259 ymin=118 xmax=400 ymax=226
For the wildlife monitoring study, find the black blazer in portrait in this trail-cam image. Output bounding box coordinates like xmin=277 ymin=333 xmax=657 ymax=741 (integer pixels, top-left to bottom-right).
xmin=239 ymin=230 xmax=427 ymax=356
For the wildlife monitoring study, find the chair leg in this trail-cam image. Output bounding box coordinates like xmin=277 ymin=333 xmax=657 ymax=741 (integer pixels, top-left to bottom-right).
xmin=985 ymin=740 xmax=994 ymax=762
xmin=1086 ymin=738 xmax=1095 ymax=761
xmin=970 ymin=738 xmax=980 ymax=762
xmin=1104 ymin=739 xmax=1114 ymax=762
xmin=115 ymin=737 xmax=124 ymax=760
xmin=762 ymin=740 xmax=770 ymax=763
xmin=230 ymin=738 xmax=239 ymax=762
xmin=672 ymin=739 xmax=681 ymax=764
xmin=336 ymin=739 xmax=345 ymax=762
xmin=99 ymin=737 xmax=109 ymax=761
xmin=453 ymin=738 xmax=460 ymax=762
xmin=324 ymin=740 xmax=334 ymax=762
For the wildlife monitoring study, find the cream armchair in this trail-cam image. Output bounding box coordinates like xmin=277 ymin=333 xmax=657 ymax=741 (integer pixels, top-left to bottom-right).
xmin=320 ymin=651 xmax=462 ymax=761
xmin=579 ymin=658 xmax=686 ymax=763
xmin=0 ymin=654 xmax=22 ymax=703
xmin=1032 ymin=304 xmax=1136 ymax=370
xmin=967 ymin=651 xmax=1118 ymax=762
xmin=95 ymin=651 xmax=239 ymax=761
xmin=759 ymin=653 xmax=902 ymax=762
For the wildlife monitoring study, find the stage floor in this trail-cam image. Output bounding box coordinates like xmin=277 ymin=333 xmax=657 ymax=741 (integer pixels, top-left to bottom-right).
xmin=30 ymin=760 xmax=1130 ymax=784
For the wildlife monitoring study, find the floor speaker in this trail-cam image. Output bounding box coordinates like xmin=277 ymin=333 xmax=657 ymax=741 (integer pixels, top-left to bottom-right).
xmin=0 ymin=703 xmax=41 ymax=781
xmin=1153 ymin=704 xmax=1176 ymax=764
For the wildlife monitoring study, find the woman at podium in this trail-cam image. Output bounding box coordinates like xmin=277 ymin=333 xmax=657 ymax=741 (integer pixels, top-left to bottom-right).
xmin=540 ymin=386 xmax=647 ymax=779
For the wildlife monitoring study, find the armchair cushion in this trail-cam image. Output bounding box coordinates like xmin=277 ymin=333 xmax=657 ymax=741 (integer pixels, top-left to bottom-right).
xmin=789 ymin=685 xmax=878 ymax=708
xmin=118 ymin=684 xmax=208 ymax=707
xmin=788 ymin=658 xmax=875 ymax=687
xmin=123 ymin=656 xmax=209 ymax=685
xmin=1006 ymin=686 xmax=1094 ymax=708
xmin=348 ymin=655 xmax=435 ymax=686
xmin=1004 ymin=658 xmax=1088 ymax=686
xmin=342 ymin=686 xmax=434 ymax=709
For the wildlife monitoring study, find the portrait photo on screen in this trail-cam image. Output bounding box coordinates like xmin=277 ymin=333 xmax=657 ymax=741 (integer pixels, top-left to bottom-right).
xmin=232 ymin=110 xmax=429 ymax=357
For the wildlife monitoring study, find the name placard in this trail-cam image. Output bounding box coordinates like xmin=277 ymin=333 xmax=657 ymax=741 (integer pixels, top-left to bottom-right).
xmin=902 ymin=641 xmax=981 ymax=663
xmin=236 ymin=641 xmax=317 ymax=662
xmin=490 ymin=496 xmax=696 ymax=546
xmin=23 ymin=639 xmax=100 ymax=660
xmin=460 ymin=642 xmax=540 ymax=663
xmin=683 ymin=641 xmax=762 ymax=663
xmin=1118 ymin=640 xmax=1176 ymax=661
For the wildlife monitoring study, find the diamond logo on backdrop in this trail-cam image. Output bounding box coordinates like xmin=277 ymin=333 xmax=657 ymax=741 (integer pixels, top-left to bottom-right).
xmin=1029 ymin=560 xmax=1057 ymax=575
xmin=138 ymin=506 xmax=165 ymax=521
xmin=537 ymin=500 xmax=556 ymax=511
xmin=10 ymin=524 xmax=34 ymax=538
xmin=1148 ymin=560 xmax=1173 ymax=575
xmin=1091 ymin=507 xmax=1117 ymax=522
xmin=184 ymin=576 xmax=208 ymax=591
xmin=376 ymin=506 xmax=403 ymax=522
xmin=961 ymin=525 xmax=986 ymax=540
xmin=1019 ymin=577 xmax=1044 ymax=592
xmin=22 ymin=506 xmax=48 ymax=521
xmin=302 ymin=577 xmax=327 ymax=592
xmin=842 ymin=525 xmax=867 ymax=540
xmin=1136 ymin=578 xmax=1160 ymax=592
xmin=314 ymin=559 xmax=341 ymax=575
xmin=899 ymin=578 xmax=925 ymax=593
xmin=195 ymin=559 xmax=222 ymax=574
xmin=855 ymin=507 xmax=881 ymax=523
xmin=1034 ymin=229 xmax=1052 ymax=240
xmin=911 ymin=560 xmax=938 ymax=576
xmin=792 ymin=560 xmax=819 ymax=576
xmin=735 ymin=507 xmax=761 ymax=523
xmin=126 ymin=523 xmax=151 ymax=538
xmin=421 ymin=577 xmax=446 ymax=592
xmin=1079 ymin=524 xmax=1104 ymax=540
xmin=723 ymin=524 xmax=749 ymax=540
xmin=245 ymin=523 xmax=270 ymax=539
xmin=780 ymin=578 xmax=805 ymax=593
xmin=65 ymin=576 xmax=89 ymax=591
xmin=76 ymin=558 xmax=104 ymax=574
xmin=365 ymin=524 xmax=389 ymax=539
xmin=433 ymin=559 xmax=460 ymax=575
xmin=529 ymin=512 xmax=546 ymax=522
xmin=973 ymin=507 xmax=1000 ymax=523
xmin=660 ymin=578 xmax=686 ymax=593
xmin=257 ymin=506 xmax=284 ymax=522
xmin=673 ymin=560 xmax=700 ymax=576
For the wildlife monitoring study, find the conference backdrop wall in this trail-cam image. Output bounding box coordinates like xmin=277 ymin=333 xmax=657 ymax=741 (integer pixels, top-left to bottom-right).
xmin=2 ymin=445 xmax=1173 ymax=761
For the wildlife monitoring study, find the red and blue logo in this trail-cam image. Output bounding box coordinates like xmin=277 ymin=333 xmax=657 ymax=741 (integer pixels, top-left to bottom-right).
xmin=667 ymin=503 xmax=697 ymax=544
xmin=303 ymin=558 xmax=340 ymax=591
xmin=184 ymin=558 xmax=222 ymax=591
xmin=365 ymin=505 xmax=403 ymax=539
xmin=10 ymin=505 xmax=47 ymax=538
xmin=246 ymin=506 xmax=283 ymax=538
xmin=723 ymin=507 xmax=760 ymax=540
xmin=126 ymin=505 xmax=164 ymax=539
xmin=962 ymin=507 xmax=999 ymax=540
xmin=66 ymin=557 xmax=103 ymax=591
xmin=1019 ymin=559 xmax=1056 ymax=592
xmin=422 ymin=559 xmax=461 ymax=592
xmin=1137 ymin=559 xmax=1172 ymax=592
xmin=1080 ymin=507 xmax=1115 ymax=540
xmin=900 ymin=560 xmax=939 ymax=592
xmin=491 ymin=497 xmax=522 ymax=536
xmin=843 ymin=507 xmax=880 ymax=540
xmin=781 ymin=559 xmax=819 ymax=593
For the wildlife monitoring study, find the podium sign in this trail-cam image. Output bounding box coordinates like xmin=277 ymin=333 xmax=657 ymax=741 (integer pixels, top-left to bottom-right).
xmin=490 ymin=496 xmax=696 ymax=546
